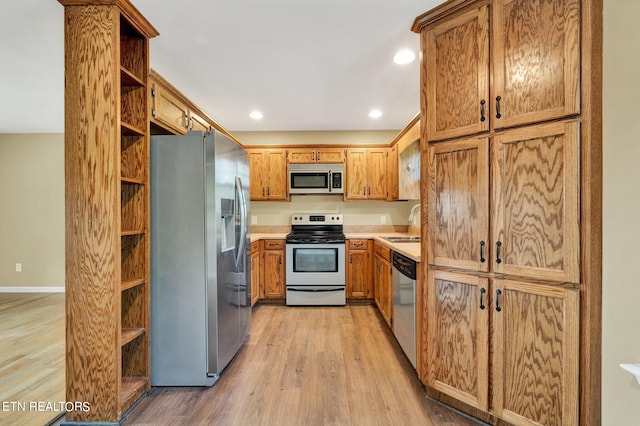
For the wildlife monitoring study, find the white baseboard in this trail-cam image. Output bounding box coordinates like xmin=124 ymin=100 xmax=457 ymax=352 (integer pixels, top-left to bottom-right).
xmin=0 ymin=286 xmax=65 ymax=293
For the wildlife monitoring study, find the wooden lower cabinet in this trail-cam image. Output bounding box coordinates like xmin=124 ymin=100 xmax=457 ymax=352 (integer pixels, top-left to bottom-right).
xmin=373 ymin=242 xmax=392 ymax=327
xmin=346 ymin=239 xmax=373 ymax=300
xmin=427 ymin=271 xmax=489 ymax=411
xmin=250 ymin=241 xmax=261 ymax=306
xmin=426 ymin=270 xmax=579 ymax=426
xmin=263 ymin=240 xmax=285 ymax=299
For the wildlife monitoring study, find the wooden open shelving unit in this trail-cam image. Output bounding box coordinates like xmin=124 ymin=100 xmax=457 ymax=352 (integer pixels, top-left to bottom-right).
xmin=59 ymin=0 xmax=158 ymax=422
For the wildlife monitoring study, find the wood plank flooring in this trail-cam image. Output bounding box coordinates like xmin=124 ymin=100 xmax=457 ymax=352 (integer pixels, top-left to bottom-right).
xmin=0 ymin=293 xmax=65 ymax=426
xmin=124 ymin=304 xmax=481 ymax=426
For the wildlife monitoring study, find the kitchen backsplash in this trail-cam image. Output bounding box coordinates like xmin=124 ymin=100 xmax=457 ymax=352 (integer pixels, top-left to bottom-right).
xmin=250 ymin=195 xmax=419 ymax=230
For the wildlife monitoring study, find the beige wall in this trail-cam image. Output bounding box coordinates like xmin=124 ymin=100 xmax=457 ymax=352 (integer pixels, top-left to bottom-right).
xmin=602 ymin=1 xmax=640 ymax=423
xmin=0 ymin=133 xmax=65 ymax=289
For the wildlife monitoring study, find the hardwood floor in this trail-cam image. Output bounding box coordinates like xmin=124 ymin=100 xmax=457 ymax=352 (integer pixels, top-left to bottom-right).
xmin=0 ymin=293 xmax=65 ymax=426
xmin=124 ymin=304 xmax=481 ymax=426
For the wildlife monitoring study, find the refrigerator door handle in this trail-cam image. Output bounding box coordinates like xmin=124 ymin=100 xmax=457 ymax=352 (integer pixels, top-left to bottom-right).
xmin=235 ymin=176 xmax=248 ymax=267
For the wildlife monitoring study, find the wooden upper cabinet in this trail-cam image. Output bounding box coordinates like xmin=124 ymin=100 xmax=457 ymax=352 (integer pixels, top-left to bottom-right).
xmin=421 ymin=0 xmax=580 ymax=142
xmin=427 ymin=137 xmax=489 ymax=272
xmin=492 ymin=0 xmax=580 ymax=129
xmin=492 ymin=279 xmax=579 ymax=426
xmin=149 ymin=70 xmax=212 ymax=135
xmin=345 ymin=148 xmax=388 ymax=200
xmin=424 ymin=4 xmax=490 ymax=142
xmin=427 ymin=270 xmax=489 ymax=411
xmin=150 ymin=80 xmax=188 ymax=135
xmin=288 ymin=147 xmax=345 ymax=164
xmin=492 ymin=121 xmax=580 ymax=283
xmin=247 ymin=149 xmax=288 ymax=201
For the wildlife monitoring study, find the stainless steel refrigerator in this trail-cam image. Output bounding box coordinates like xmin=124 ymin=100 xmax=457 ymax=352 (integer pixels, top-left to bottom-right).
xmin=150 ymin=130 xmax=251 ymax=386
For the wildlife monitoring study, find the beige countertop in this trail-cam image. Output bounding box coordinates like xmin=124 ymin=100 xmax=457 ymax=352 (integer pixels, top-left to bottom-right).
xmin=249 ymin=232 xmax=421 ymax=262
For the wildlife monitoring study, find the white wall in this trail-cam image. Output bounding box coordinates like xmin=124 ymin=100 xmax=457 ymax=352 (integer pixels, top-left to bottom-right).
xmin=0 ymin=133 xmax=65 ymax=289
xmin=602 ymin=1 xmax=640 ymax=423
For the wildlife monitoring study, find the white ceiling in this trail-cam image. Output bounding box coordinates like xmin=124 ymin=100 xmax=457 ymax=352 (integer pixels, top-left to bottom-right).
xmin=0 ymin=0 xmax=441 ymax=133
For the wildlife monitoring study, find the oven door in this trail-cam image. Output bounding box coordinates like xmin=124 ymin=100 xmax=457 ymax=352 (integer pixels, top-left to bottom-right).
xmin=285 ymin=243 xmax=345 ymax=286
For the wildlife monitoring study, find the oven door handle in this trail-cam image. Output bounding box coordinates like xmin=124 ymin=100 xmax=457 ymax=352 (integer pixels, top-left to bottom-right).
xmin=287 ymin=287 xmax=345 ymax=293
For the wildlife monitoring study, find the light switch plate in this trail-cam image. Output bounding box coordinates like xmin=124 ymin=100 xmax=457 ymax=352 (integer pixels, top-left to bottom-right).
xmin=251 ymin=216 xmax=258 ymax=225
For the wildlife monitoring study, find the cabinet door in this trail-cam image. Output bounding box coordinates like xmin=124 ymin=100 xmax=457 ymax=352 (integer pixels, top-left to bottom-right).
xmin=492 ymin=121 xmax=579 ymax=283
xmin=288 ymin=148 xmax=316 ymax=164
xmin=387 ymin=144 xmax=399 ymax=200
xmin=150 ymin=82 xmax=188 ymax=135
xmin=374 ymin=255 xmax=392 ymax=328
xmin=367 ymin=148 xmax=388 ymax=200
xmin=316 ymin=148 xmax=345 ymax=163
xmin=427 ymin=270 xmax=489 ymax=411
xmin=427 ymin=137 xmax=489 ymax=272
xmin=250 ymin=250 xmax=260 ymax=306
xmin=424 ymin=4 xmax=490 ymax=142
xmin=492 ymin=0 xmax=580 ymax=129
xmin=188 ymin=110 xmax=210 ymax=133
xmin=263 ymin=250 xmax=284 ymax=298
xmin=345 ymin=149 xmax=368 ymax=200
xmin=346 ymin=243 xmax=371 ymax=299
xmin=247 ymin=150 xmax=266 ymax=200
xmin=492 ymin=279 xmax=579 ymax=426
xmin=265 ymin=150 xmax=288 ymax=200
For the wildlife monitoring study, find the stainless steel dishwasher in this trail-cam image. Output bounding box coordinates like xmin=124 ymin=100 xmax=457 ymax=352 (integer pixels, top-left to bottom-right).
xmin=392 ymin=251 xmax=417 ymax=368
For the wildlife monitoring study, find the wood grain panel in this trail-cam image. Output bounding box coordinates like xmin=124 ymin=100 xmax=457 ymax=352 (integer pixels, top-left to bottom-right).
xmin=345 ymin=149 xmax=367 ymax=199
xmin=265 ymin=150 xmax=288 ymax=199
xmin=287 ymin=148 xmax=316 ymax=163
xmin=263 ymin=248 xmax=284 ymax=299
xmin=121 ymin=233 xmax=145 ymax=282
xmin=119 ymin=17 xmax=145 ymax=79
xmin=492 ymin=280 xmax=579 ymax=425
xmin=63 ymin=4 xmax=121 ymax=421
xmin=427 ymin=271 xmax=489 ymax=411
xmin=426 ymin=5 xmax=490 ymax=141
xmin=316 ymin=148 xmax=345 ymax=163
xmin=493 ymin=0 xmax=580 ymax=129
xmin=367 ymin=148 xmax=388 ymax=199
xmin=493 ymin=121 xmax=579 ymax=282
xmin=346 ymin=241 xmax=372 ymax=299
xmin=428 ymin=137 xmax=489 ymax=271
xmin=120 ymin=85 xmax=146 ymax=130
xmin=247 ymin=150 xmax=266 ymax=199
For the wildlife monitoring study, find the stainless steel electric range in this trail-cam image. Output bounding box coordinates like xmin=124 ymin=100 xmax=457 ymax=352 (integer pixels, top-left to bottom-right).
xmin=285 ymin=213 xmax=346 ymax=306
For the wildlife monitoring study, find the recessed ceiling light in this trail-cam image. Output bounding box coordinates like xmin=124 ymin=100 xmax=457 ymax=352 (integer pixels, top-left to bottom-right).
xmin=369 ymin=109 xmax=383 ymax=119
xmin=393 ymin=49 xmax=416 ymax=65
xmin=249 ymin=110 xmax=263 ymax=120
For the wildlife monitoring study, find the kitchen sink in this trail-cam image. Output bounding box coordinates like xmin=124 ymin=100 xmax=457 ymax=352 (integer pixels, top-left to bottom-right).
xmin=381 ymin=236 xmax=421 ymax=243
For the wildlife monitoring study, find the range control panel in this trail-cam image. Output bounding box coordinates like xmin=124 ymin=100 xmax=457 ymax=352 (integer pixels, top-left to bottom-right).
xmin=291 ymin=213 xmax=343 ymax=225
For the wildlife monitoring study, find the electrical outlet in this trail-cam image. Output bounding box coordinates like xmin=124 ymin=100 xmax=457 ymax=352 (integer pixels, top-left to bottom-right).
xmin=380 ymin=215 xmax=386 ymax=224
xmin=15 ymin=263 xmax=22 ymax=272
xmin=251 ymin=216 xmax=258 ymax=225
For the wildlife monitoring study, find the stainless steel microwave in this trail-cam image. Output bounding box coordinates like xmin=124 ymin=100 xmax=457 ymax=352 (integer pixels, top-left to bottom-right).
xmin=288 ymin=163 xmax=344 ymax=194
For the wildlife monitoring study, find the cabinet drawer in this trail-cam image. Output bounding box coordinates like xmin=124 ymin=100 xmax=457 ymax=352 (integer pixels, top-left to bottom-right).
xmin=349 ymin=239 xmax=369 ymax=250
xmin=374 ymin=243 xmax=391 ymax=261
xmin=264 ymin=239 xmax=284 ymax=250
xmin=250 ymin=241 xmax=261 ymax=253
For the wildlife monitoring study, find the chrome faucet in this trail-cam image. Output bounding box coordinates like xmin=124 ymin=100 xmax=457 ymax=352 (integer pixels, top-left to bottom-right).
xmin=408 ymin=203 xmax=421 ymax=224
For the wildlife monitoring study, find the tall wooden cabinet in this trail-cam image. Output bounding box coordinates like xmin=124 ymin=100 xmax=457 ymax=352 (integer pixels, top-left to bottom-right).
xmin=59 ymin=0 xmax=158 ymax=422
xmin=414 ymin=0 xmax=601 ymax=424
